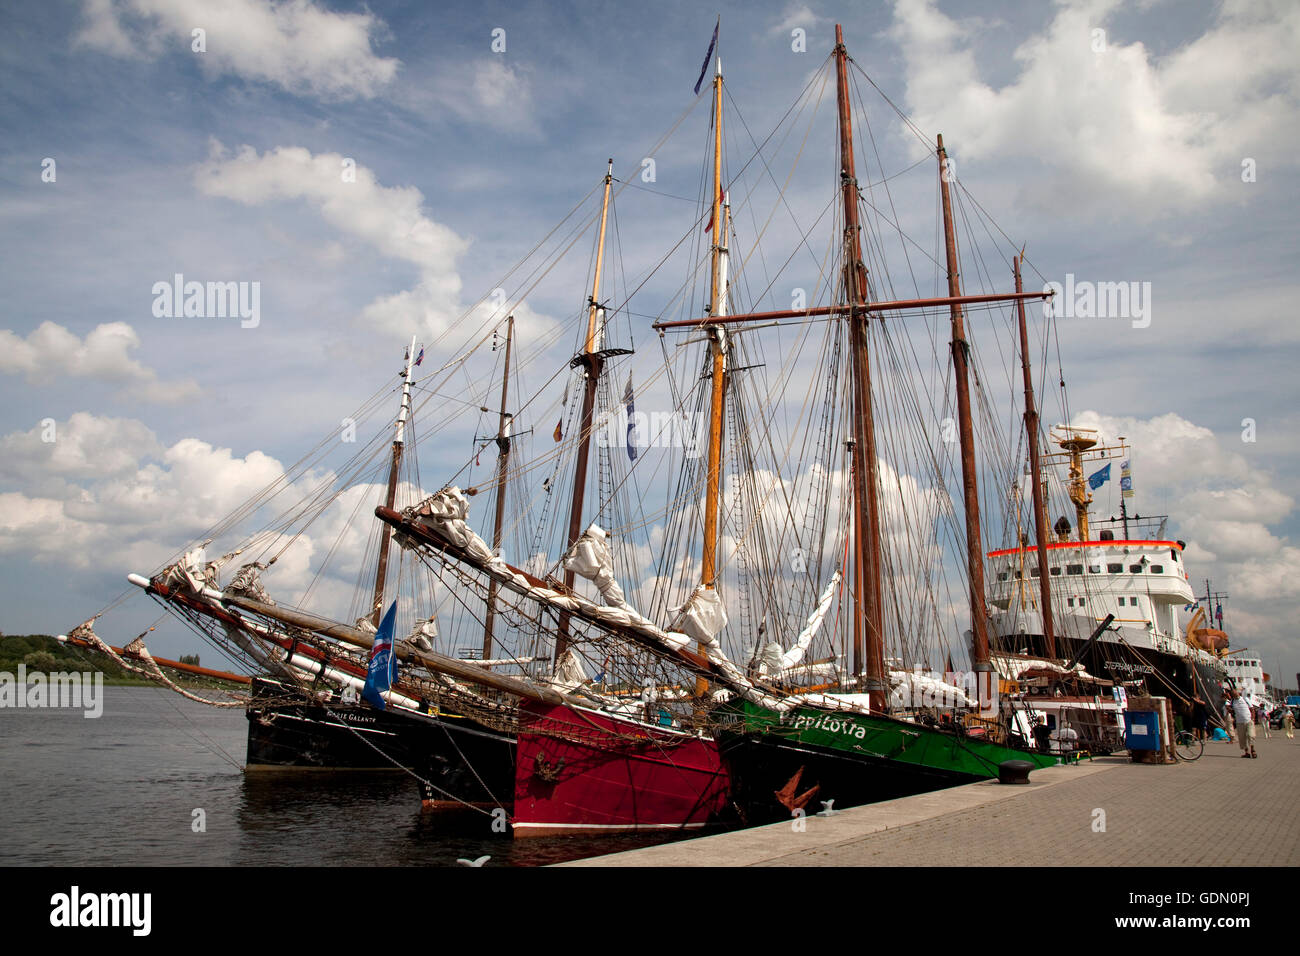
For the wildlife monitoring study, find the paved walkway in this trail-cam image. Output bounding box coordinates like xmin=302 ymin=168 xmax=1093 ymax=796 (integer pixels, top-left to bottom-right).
xmin=567 ymin=734 xmax=1300 ymax=866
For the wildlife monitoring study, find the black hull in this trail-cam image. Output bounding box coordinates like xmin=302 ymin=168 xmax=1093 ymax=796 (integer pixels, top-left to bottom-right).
xmin=1009 ymin=633 xmax=1227 ymax=719
xmin=246 ymin=678 xmax=516 ymax=810
xmin=718 ymin=731 xmax=978 ymax=826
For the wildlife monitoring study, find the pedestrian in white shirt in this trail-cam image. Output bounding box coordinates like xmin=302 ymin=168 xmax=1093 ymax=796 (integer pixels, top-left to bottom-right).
xmin=1231 ymin=691 xmax=1256 ymax=758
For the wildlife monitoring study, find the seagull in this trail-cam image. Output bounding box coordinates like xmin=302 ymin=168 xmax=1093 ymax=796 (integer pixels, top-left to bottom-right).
xmin=816 ymin=800 xmax=838 ymax=817
xmin=456 ymin=855 xmax=491 ymax=867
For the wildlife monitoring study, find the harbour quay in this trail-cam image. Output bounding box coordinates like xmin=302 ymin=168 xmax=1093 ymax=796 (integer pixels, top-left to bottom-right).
xmin=565 ymin=735 xmax=1300 ymax=866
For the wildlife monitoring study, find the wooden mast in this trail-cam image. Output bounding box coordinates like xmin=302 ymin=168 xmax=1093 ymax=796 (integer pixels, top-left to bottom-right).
xmin=556 ymin=160 xmax=614 ymax=660
xmin=936 ymin=134 xmax=993 ymax=684
xmin=369 ymin=334 xmax=417 ymax=626
xmin=482 ymin=314 xmax=514 ymax=659
xmin=835 ymin=24 xmax=887 ymax=709
xmin=697 ymin=55 xmax=727 ymax=697
xmin=1014 ymin=256 xmax=1056 ymax=658
xmin=701 ymin=55 xmax=725 ymax=593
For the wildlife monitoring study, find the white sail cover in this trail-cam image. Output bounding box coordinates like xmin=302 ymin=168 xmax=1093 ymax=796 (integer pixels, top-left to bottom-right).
xmin=400 ymin=494 xmax=847 ymax=712
xmin=399 ymin=491 xmax=874 ymax=717
xmin=404 ymin=618 xmax=437 ymax=652
xmin=551 ymin=648 xmax=589 ymax=690
xmin=413 ymin=487 xmax=496 ymax=564
xmin=563 ymin=524 xmax=626 ymax=608
xmin=779 ymin=570 xmax=841 ymax=670
xmin=672 ymin=585 xmax=727 ymax=647
xmin=162 ymin=547 xmax=209 ymax=593
xmin=888 ymin=670 xmax=977 ymax=709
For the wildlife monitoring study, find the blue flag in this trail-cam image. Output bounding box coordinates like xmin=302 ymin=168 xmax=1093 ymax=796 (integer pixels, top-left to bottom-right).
xmin=1088 ymin=463 xmax=1111 ymax=490
xmin=693 ymin=18 xmax=719 ymax=95
xmin=362 ymin=601 xmax=397 ymax=710
xmin=624 ymin=376 xmax=639 ymax=461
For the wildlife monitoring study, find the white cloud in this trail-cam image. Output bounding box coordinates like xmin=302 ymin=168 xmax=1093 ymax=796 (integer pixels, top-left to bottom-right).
xmin=887 ymin=0 xmax=1300 ymax=217
xmin=1068 ymin=409 xmax=1297 ymax=665
xmin=0 ymin=412 xmax=429 ymax=624
xmin=74 ymin=0 xmax=137 ymax=57
xmin=397 ymin=58 xmax=540 ymax=136
xmin=195 ymin=142 xmax=557 ymax=345
xmin=0 ymin=321 xmax=201 ymax=403
xmin=72 ymin=0 xmax=400 ymax=100
xmin=0 ymin=413 xmax=160 ymax=483
xmin=771 ymin=3 xmax=824 ymax=36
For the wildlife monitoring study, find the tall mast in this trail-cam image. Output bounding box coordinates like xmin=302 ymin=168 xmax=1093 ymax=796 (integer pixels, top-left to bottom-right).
xmin=482 ymin=314 xmax=514 ymax=659
xmin=369 ymin=334 xmax=417 ymax=626
xmin=701 ymin=55 xmax=726 ymax=593
xmin=1015 ymin=256 xmax=1056 ymax=659
xmin=556 ymin=160 xmax=614 ymax=660
xmin=835 ymin=25 xmax=886 ymax=710
xmin=694 ymin=55 xmax=728 ymax=698
xmin=937 ymin=134 xmax=992 ymax=680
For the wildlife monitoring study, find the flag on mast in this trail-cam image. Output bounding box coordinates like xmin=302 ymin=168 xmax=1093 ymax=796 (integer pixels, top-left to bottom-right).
xmin=693 ymin=17 xmax=719 ymax=95
xmin=362 ymin=601 xmax=398 ymax=710
xmin=1120 ymin=459 xmax=1134 ymax=498
xmin=624 ymin=376 xmax=639 ymax=461
xmin=1087 ymin=463 xmax=1111 ymax=490
xmin=704 ymin=188 xmax=726 ymax=233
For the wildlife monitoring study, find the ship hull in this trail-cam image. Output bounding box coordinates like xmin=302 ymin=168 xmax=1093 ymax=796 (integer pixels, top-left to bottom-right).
xmin=246 ymin=677 xmax=516 ymax=811
xmin=718 ymin=701 xmax=1057 ymax=824
xmin=511 ymin=701 xmax=732 ymax=837
xmin=991 ymin=614 xmax=1229 ymax=721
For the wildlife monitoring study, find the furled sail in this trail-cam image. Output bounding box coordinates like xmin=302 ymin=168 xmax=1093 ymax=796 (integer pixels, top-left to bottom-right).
xmin=393 ymin=492 xmax=871 ymax=716
xmin=779 ymin=570 xmax=841 ymax=671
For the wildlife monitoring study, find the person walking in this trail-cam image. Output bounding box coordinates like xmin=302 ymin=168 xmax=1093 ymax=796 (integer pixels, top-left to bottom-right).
xmin=1284 ymin=708 xmax=1295 ymax=740
xmin=1191 ymin=696 xmax=1209 ymax=741
xmin=1231 ymin=691 xmax=1256 ymax=758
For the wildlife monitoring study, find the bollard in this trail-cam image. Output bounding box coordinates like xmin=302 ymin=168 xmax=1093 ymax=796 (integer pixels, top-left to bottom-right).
xmin=998 ymin=759 xmax=1034 ymax=784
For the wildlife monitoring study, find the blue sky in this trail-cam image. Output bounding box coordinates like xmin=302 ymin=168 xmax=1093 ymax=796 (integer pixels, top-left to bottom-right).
xmin=2 ymin=0 xmax=1298 ymax=684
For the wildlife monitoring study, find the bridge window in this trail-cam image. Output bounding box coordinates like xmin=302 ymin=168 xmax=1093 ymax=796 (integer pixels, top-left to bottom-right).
xmin=1129 ymin=564 xmax=1144 ymax=573
xmin=1108 ymin=563 xmax=1123 ymax=573
xmin=1066 ymin=564 xmax=1083 ymax=575
xmin=1088 ymin=564 xmax=1101 ymax=573
xmin=998 ymin=571 xmax=1009 ymax=581
xmin=1150 ymin=565 xmax=1164 ymax=574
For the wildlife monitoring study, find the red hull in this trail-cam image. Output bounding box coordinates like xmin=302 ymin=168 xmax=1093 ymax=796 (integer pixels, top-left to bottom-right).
xmin=512 ymin=701 xmax=731 ymax=837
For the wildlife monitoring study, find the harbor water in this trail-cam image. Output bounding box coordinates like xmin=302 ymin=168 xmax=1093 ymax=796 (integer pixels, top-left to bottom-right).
xmin=0 ymin=685 xmax=699 ymax=866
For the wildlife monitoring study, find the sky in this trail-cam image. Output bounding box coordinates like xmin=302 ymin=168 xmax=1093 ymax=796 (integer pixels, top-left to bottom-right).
xmin=1 ymin=0 xmax=1298 ymax=687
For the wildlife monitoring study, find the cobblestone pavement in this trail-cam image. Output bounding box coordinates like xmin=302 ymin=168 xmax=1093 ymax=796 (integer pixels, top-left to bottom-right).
xmin=572 ymin=735 xmax=1300 ymax=866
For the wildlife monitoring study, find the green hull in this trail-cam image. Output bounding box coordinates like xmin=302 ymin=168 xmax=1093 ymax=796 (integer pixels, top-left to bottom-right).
xmin=716 ymin=700 xmax=1060 ymax=822
xmin=730 ymin=699 xmax=1058 ymax=780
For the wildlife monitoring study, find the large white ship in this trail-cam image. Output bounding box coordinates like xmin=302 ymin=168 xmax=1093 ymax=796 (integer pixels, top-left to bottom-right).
xmin=986 ymin=426 xmax=1230 ymax=724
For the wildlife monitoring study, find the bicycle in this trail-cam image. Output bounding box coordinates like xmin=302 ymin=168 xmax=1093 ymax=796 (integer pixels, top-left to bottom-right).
xmin=1173 ymin=730 xmax=1204 ymax=761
